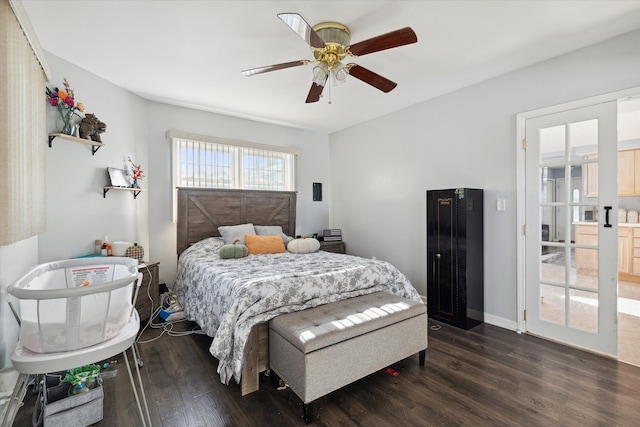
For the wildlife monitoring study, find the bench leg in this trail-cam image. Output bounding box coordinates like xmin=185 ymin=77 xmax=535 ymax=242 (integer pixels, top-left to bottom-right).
xmin=303 ymin=402 xmax=314 ymax=424
xmin=419 ymin=349 xmax=426 ymax=366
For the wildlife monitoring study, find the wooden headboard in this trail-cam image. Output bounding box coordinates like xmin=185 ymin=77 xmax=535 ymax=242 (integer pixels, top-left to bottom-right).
xmin=176 ymin=188 xmax=297 ymax=255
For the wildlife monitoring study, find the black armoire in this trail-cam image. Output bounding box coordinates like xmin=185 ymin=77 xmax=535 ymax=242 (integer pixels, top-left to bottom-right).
xmin=426 ymin=188 xmax=484 ymax=329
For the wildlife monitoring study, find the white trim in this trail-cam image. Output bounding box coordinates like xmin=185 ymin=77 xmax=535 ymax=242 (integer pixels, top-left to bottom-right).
xmin=515 ymin=85 xmax=640 ymax=335
xmin=8 ymin=0 xmax=51 ymax=80
xmin=166 ymin=130 xmax=302 ymax=156
xmin=484 ymin=313 xmax=518 ymax=332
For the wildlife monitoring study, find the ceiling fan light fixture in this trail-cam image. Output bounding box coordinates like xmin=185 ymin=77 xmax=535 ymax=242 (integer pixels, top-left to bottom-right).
xmin=333 ymin=61 xmax=349 ymax=82
xmin=312 ymin=61 xmax=329 ymax=86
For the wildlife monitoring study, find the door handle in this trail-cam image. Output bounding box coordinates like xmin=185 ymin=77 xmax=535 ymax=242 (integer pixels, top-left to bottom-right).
xmin=604 ymin=206 xmax=612 ymax=228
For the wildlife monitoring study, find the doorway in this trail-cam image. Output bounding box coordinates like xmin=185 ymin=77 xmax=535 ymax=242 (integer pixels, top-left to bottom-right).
xmin=524 ymin=102 xmax=618 ymax=356
xmin=518 ymin=89 xmax=640 ymax=366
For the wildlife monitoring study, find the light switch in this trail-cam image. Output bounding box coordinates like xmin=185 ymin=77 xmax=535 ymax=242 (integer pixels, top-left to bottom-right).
xmin=497 ymin=199 xmax=506 ymax=212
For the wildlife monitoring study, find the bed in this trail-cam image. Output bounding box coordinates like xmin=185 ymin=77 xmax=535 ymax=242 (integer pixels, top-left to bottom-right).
xmin=175 ymin=187 xmax=423 ymax=395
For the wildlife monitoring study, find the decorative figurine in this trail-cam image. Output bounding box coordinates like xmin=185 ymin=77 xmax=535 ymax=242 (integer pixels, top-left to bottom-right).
xmin=79 ymin=113 xmax=107 ymax=142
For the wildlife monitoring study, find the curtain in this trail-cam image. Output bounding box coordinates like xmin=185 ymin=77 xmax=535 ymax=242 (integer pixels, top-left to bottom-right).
xmin=0 ymin=0 xmax=47 ymax=245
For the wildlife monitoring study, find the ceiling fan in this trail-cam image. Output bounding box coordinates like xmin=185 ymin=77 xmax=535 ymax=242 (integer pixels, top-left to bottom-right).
xmin=241 ymin=13 xmax=418 ymax=103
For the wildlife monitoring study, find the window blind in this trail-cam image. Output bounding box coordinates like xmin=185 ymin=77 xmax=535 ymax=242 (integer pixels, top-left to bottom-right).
xmin=0 ymin=0 xmax=47 ymax=245
xmin=168 ymin=131 xmax=298 ymax=221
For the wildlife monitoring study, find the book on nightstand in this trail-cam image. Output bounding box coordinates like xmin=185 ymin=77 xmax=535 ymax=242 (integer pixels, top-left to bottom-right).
xmin=322 ymin=229 xmax=342 ymax=241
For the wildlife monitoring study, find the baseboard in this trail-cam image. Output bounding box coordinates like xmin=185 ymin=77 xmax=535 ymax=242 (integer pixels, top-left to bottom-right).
xmin=418 ymin=295 xmax=518 ymax=333
xmin=483 ymin=313 xmax=518 ymax=331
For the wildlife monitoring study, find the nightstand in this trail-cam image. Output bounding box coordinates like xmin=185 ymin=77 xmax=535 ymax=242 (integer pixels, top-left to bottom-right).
xmin=320 ymin=241 xmax=346 ymax=254
xmin=135 ymin=261 xmax=159 ymax=322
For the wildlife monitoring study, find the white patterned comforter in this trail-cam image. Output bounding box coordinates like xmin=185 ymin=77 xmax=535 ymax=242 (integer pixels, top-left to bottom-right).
xmin=174 ymin=237 xmax=421 ymax=384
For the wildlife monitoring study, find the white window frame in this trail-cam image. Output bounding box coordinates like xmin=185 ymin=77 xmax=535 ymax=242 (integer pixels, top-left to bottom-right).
xmin=167 ymin=130 xmax=300 ymax=221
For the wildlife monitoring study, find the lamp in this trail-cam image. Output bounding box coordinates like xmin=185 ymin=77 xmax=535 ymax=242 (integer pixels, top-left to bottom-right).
xmin=332 ymin=61 xmax=349 ymax=85
xmin=312 ymin=61 xmax=329 ymax=86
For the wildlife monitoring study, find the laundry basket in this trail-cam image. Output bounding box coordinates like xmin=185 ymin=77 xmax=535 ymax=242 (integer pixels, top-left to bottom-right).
xmin=7 ymin=257 xmax=140 ymax=353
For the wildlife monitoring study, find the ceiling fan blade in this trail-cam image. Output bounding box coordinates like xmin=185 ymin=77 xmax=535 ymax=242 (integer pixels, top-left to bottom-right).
xmin=278 ymin=13 xmax=326 ymax=49
xmin=348 ymin=27 xmax=417 ymax=56
xmin=242 ymin=60 xmax=308 ymax=76
xmin=305 ymin=78 xmax=327 ymax=103
xmin=348 ymin=65 xmax=397 ymax=93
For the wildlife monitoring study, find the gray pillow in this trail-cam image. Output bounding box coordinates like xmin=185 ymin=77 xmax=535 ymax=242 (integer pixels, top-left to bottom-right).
xmin=218 ymin=223 xmax=256 ymax=245
xmin=255 ymin=225 xmax=294 ymax=244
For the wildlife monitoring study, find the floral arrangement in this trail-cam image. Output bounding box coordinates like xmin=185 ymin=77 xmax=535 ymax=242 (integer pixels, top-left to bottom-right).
xmin=45 ymin=78 xmax=85 ymax=135
xmin=128 ymin=157 xmax=145 ymax=187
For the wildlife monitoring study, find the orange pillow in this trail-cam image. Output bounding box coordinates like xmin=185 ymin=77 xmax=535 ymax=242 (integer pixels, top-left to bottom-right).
xmin=245 ymin=234 xmax=286 ymax=255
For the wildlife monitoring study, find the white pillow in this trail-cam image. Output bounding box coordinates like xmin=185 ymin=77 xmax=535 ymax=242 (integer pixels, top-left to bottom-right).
xmin=287 ymin=237 xmax=321 ymax=253
xmin=218 ymin=223 xmax=256 ymax=245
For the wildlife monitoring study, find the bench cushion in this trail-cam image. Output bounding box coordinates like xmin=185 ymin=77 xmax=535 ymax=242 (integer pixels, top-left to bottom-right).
xmin=269 ymin=292 xmax=426 ymax=354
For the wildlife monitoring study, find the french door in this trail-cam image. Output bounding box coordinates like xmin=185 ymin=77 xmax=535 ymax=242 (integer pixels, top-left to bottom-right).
xmin=525 ymin=102 xmax=618 ymax=355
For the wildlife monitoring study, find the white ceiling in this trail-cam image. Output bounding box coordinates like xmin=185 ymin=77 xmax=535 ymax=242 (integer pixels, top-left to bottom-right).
xmin=21 ymin=0 xmax=640 ymax=134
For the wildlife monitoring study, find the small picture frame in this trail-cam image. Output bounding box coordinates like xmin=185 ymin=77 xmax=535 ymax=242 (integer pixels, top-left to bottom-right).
xmin=107 ymin=167 xmax=131 ymax=187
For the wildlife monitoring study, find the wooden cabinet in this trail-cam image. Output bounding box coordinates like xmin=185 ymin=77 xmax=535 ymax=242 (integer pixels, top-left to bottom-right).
xmin=632 ymin=228 xmax=640 ymax=276
xmin=319 ymin=241 xmax=345 ymax=254
xmin=427 ymin=188 xmax=484 ymax=330
xmin=618 ymin=150 xmax=636 ymax=196
xmin=575 ymin=224 xmax=640 ymax=282
xmin=575 ymin=224 xmax=599 ymax=275
xmin=619 ymin=227 xmax=631 ymax=274
xmin=135 ymin=261 xmax=160 ymax=322
xmin=584 ymin=149 xmax=640 ymax=197
xmin=583 ymin=154 xmax=599 ymax=198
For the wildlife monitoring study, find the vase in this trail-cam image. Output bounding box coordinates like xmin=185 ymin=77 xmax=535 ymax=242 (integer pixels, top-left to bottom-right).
xmin=56 ymin=115 xmax=77 ymax=136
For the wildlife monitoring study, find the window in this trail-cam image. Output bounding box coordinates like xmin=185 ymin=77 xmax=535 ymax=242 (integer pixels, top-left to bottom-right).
xmin=168 ymin=130 xmax=300 ymax=220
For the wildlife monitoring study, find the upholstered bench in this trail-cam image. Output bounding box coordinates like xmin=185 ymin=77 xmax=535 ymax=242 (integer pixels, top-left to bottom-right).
xmin=269 ymin=291 xmax=428 ymax=424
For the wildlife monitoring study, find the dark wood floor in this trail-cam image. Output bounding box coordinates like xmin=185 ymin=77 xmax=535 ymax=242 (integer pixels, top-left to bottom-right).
xmin=13 ymin=320 xmax=640 ymax=426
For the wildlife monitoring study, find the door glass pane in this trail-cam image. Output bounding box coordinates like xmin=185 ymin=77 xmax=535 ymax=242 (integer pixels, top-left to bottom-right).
xmin=569 ymin=289 xmax=598 ymax=333
xmin=540 ymin=284 xmax=565 ymax=325
xmin=540 ymin=245 xmax=567 ymax=286
xmin=540 ymin=167 xmax=556 ymax=203
xmin=569 ymin=119 xmax=598 ymax=162
xmin=573 ymin=247 xmax=599 ymax=280
xmin=541 ymin=246 xmax=565 ymax=284
xmin=540 ymin=125 xmax=566 ymax=165
xmin=551 ymin=206 xmax=566 ymax=243
xmin=571 ymin=247 xmax=599 ymax=290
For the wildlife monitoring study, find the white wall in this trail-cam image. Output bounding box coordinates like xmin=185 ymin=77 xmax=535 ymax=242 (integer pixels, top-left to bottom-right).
xmin=143 ymin=102 xmax=330 ymax=287
xmin=37 ymin=55 xmax=330 ymax=288
xmin=39 ymin=54 xmax=148 ymax=263
xmin=329 ymin=30 xmax=640 ymax=324
xmin=0 ymin=237 xmax=38 ymax=368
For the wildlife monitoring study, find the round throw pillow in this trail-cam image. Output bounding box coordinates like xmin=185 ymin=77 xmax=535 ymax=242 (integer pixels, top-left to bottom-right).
xmin=287 ymin=237 xmax=320 ymax=254
xmin=219 ymin=239 xmax=249 ymax=259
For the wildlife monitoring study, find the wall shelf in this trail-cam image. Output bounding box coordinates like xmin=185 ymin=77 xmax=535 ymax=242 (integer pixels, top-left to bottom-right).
xmin=48 ymin=133 xmax=104 ymax=155
xmin=103 ymin=186 xmax=145 ymax=199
